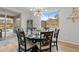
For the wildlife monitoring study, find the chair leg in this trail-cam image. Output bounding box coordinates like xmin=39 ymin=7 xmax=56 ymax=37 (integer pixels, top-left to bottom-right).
xmin=50 ymin=42 xmax=51 ymax=52
xmin=50 ymin=48 xmax=51 ymax=52
xmin=18 ymin=49 xmax=20 ymax=52
xmin=56 ymin=43 xmax=58 ymax=51
xmin=18 ymin=44 xmax=20 ymax=52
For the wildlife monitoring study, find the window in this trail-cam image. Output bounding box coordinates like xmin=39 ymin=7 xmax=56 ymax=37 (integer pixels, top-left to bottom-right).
xmin=41 ymin=11 xmax=59 ymax=28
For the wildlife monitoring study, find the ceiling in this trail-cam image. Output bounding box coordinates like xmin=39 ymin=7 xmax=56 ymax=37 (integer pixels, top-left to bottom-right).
xmin=0 ymin=7 xmax=61 ymax=17
xmin=0 ymin=7 xmax=21 ymax=17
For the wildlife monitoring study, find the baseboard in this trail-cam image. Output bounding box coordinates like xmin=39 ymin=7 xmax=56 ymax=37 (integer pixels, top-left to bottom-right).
xmin=59 ymin=40 xmax=79 ymax=48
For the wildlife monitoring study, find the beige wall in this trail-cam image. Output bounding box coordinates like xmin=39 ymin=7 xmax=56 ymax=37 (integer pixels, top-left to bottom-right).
xmin=32 ymin=15 xmax=41 ymax=28
xmin=59 ymin=7 xmax=79 ymax=45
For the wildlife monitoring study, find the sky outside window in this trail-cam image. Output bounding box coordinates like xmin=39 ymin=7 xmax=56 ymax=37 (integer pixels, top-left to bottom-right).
xmin=41 ymin=11 xmax=59 ymax=21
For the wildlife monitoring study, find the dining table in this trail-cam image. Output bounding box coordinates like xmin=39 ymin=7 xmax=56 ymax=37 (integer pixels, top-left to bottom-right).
xmin=25 ymin=30 xmax=53 ymax=42
xmin=25 ymin=34 xmax=46 ymax=52
xmin=26 ymin=34 xmax=45 ymax=43
xmin=25 ymin=31 xmax=53 ymax=52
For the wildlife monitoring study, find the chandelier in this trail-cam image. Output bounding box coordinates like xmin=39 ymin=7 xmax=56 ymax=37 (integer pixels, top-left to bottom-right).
xmin=67 ymin=8 xmax=79 ymax=22
xmin=30 ymin=7 xmax=47 ymax=16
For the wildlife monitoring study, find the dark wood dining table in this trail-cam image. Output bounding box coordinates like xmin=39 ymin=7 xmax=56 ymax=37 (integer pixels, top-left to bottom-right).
xmin=26 ymin=34 xmax=45 ymax=42
xmin=25 ymin=34 xmax=46 ymax=52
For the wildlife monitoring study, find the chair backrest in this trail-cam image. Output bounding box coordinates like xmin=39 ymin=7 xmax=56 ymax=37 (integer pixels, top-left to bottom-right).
xmin=54 ymin=28 xmax=60 ymax=41
xmin=40 ymin=31 xmax=53 ymax=51
xmin=16 ymin=29 xmax=26 ymax=42
xmin=19 ymin=31 xmax=26 ymax=43
xmin=16 ymin=29 xmax=26 ymax=52
xmin=41 ymin=31 xmax=53 ymax=40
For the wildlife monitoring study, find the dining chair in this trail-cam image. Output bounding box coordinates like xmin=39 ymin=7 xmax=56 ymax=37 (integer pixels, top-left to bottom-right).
xmin=37 ymin=31 xmax=53 ymax=52
xmin=52 ymin=28 xmax=60 ymax=51
xmin=16 ymin=29 xmax=35 ymax=52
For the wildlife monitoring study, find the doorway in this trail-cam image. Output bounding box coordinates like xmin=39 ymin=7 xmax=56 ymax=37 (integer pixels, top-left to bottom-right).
xmin=0 ymin=8 xmax=21 ymax=40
